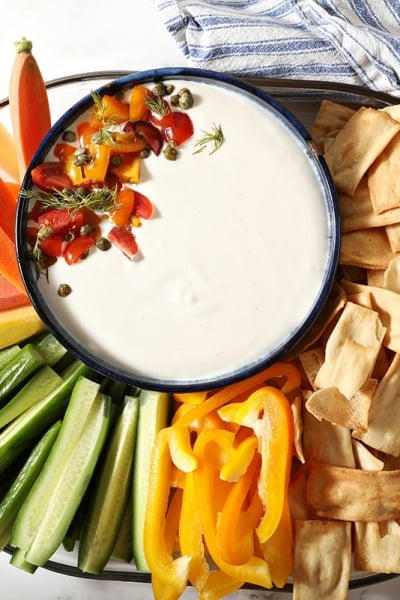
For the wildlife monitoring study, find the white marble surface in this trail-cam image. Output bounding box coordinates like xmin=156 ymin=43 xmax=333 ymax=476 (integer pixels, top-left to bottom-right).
xmin=0 ymin=1 xmax=400 ymax=598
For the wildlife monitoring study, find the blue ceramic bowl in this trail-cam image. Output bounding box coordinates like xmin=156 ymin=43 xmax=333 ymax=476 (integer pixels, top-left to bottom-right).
xmin=16 ymin=67 xmax=339 ymax=392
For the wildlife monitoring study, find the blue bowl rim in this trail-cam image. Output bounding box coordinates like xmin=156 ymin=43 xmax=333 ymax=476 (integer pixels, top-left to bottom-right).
xmin=15 ymin=66 xmax=340 ymax=392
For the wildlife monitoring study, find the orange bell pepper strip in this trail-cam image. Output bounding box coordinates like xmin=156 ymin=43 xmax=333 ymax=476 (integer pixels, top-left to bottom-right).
xmin=219 ymin=385 xmax=294 ymax=544
xmin=143 ymin=428 xmax=191 ymax=597
xmin=0 ymin=176 xmax=18 ymax=241
xmin=168 ymin=425 xmax=197 ymax=473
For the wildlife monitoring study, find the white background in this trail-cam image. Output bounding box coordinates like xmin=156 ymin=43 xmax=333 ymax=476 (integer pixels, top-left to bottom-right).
xmin=0 ymin=0 xmax=399 ymax=598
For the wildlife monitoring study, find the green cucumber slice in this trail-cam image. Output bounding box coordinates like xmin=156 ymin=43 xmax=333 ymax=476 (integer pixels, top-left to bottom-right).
xmin=0 ymin=365 xmax=63 ymax=429
xmin=132 ymin=389 xmax=170 ymax=571
xmin=0 ymin=343 xmax=45 ymax=407
xmin=12 ymin=380 xmax=111 ymax=566
xmin=0 ymin=360 xmax=91 ymax=475
xmin=35 ymin=333 xmax=68 ymax=366
xmin=0 ymin=420 xmax=61 ymax=551
xmin=0 ymin=345 xmax=21 ymax=370
xmin=78 ymin=394 xmax=139 ymax=574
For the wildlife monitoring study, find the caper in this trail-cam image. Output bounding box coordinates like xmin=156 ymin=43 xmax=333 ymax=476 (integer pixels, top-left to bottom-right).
xmin=165 ymin=84 xmax=175 ymax=95
xmin=73 ymin=147 xmax=90 ymax=166
xmin=152 ymin=82 xmax=168 ymax=97
xmin=62 ymin=130 xmax=76 ymax=142
xmin=80 ymin=224 xmax=93 ymax=236
xmin=178 ymin=90 xmax=194 ymax=110
xmin=96 ymin=237 xmax=112 ymax=251
xmin=163 ymin=142 xmax=178 ymax=161
xmin=139 ymin=148 xmax=151 ymax=159
xmin=58 ymin=283 xmax=72 ymax=297
xmin=170 ymin=94 xmax=180 ymax=107
xmin=110 ymin=154 xmax=123 ymax=168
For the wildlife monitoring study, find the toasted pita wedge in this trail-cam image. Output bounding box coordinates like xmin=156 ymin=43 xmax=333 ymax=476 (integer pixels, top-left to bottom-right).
xmin=354 ymin=521 xmax=400 ymax=573
xmin=341 ymin=280 xmax=400 ymax=352
xmin=307 ymin=461 xmax=400 ymax=521
xmin=385 ymin=223 xmax=400 ymax=253
xmin=298 ymin=347 xmax=325 ymax=390
xmin=353 ymin=353 xmax=400 ymax=456
xmin=310 ymin=99 xmax=355 ymax=149
xmin=339 ymin=178 xmax=400 ymax=232
xmin=324 ymin=107 xmax=400 ymax=195
xmin=293 ymin=520 xmax=352 ymax=600
xmin=302 ymin=404 xmax=356 ymax=468
xmin=382 ymin=103 xmax=400 ymax=122
xmin=306 ymin=379 xmax=374 ymax=432
xmin=340 ymin=228 xmax=394 ymax=270
xmin=288 ymin=465 xmax=309 ymax=521
xmin=291 ymin=394 xmax=305 ymax=464
xmin=366 ymin=270 xmax=385 ymax=288
xmin=314 ymin=302 xmax=385 ymax=398
xmin=384 ymin=254 xmax=400 ymax=291
xmin=352 ymin=439 xmax=384 ymax=471
xmin=368 ymin=132 xmax=400 ymax=213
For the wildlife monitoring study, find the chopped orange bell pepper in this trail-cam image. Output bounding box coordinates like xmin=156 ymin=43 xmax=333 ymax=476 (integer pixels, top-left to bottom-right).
xmin=83 ymin=142 xmax=111 ymax=182
xmin=109 ymin=153 xmax=141 ymax=184
xmin=91 ymin=94 xmax=130 ymax=124
xmin=111 ymin=188 xmax=135 ymax=227
xmin=129 ymin=84 xmax=151 ymax=122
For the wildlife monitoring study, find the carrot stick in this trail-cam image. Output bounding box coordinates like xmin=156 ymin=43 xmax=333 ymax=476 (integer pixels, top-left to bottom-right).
xmin=0 ymin=276 xmax=29 ymax=311
xmin=0 ymin=224 xmax=26 ymax=293
xmin=0 ymin=121 xmax=19 ymax=182
xmin=9 ymin=38 xmax=51 ymax=181
xmin=0 ymin=176 xmax=18 ymax=241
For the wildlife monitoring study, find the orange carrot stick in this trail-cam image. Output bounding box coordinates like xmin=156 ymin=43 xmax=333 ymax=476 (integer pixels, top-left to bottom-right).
xmin=0 ymin=224 xmax=26 ymax=293
xmin=0 ymin=121 xmax=19 ymax=182
xmin=9 ymin=38 xmax=51 ymax=181
xmin=0 ymin=276 xmax=29 ymax=311
xmin=0 ymin=176 xmax=18 ymax=241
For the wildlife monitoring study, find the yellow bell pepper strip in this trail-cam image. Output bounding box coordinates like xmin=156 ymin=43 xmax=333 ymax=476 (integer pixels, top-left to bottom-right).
xmin=164 ymin=487 xmax=183 ymax=556
xmin=192 ymin=430 xmax=273 ymax=590
xmin=216 ymin=453 xmax=260 ymax=565
xmin=199 ymin=570 xmax=245 ymax=600
xmin=179 ymin=471 xmax=209 ymax=591
xmin=258 ymin=498 xmax=293 ymax=588
xmin=219 ymin=385 xmax=294 ymax=544
xmin=174 ymin=390 xmax=208 ymax=405
xmin=143 ymin=427 xmax=191 ymax=597
xmin=219 ymin=434 xmax=258 ymax=482
xmin=64 ymin=154 xmax=84 ymax=185
xmin=168 ymin=425 xmax=197 ymax=473
xmin=173 ymin=363 xmax=300 ymax=429
xmin=83 ymin=142 xmax=111 ymax=182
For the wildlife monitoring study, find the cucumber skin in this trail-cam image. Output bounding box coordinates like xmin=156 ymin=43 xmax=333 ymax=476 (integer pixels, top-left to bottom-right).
xmin=0 ymin=360 xmax=92 ymax=475
xmin=78 ymin=395 xmax=139 ymax=574
xmin=0 ymin=365 xmax=63 ymax=429
xmin=132 ymin=389 xmax=171 ymax=571
xmin=23 ymin=392 xmax=111 ymax=567
xmin=0 ymin=421 xmax=61 ymax=551
xmin=0 ymin=344 xmax=45 ymax=407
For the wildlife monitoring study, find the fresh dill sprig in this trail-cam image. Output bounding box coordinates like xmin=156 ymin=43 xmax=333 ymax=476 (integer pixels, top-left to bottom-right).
xmin=91 ymin=126 xmax=119 ymax=147
xmin=145 ymin=93 xmax=170 ymax=117
xmin=21 ymin=186 xmax=118 ymax=213
xmin=193 ymin=123 xmax=224 ymax=155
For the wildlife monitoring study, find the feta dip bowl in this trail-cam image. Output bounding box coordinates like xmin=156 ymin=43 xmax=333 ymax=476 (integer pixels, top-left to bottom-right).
xmin=16 ymin=68 xmax=339 ymax=392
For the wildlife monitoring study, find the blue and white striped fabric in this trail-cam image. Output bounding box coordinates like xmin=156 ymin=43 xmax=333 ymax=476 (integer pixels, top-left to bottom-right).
xmin=153 ymin=0 xmax=400 ymax=96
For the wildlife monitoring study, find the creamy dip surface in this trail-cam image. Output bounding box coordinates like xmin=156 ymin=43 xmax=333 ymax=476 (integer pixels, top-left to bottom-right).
xmin=32 ymin=78 xmax=335 ymax=386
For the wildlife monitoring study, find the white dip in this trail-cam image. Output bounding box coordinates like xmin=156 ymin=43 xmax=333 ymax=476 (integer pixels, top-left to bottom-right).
xmin=35 ymin=78 xmax=334 ymax=386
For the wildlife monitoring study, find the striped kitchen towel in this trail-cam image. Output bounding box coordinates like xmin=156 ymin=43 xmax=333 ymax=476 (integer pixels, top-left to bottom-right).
xmin=153 ymin=0 xmax=400 ymax=95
